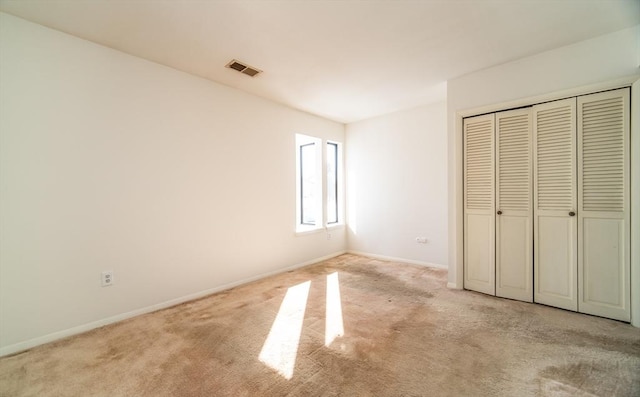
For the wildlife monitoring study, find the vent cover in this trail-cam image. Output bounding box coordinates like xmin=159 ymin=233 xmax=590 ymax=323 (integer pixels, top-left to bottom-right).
xmin=225 ymin=59 xmax=262 ymax=77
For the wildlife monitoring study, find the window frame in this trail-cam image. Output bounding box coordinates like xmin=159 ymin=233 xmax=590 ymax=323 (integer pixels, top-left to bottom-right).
xmin=296 ymin=134 xmax=322 ymax=233
xmin=295 ymin=134 xmax=343 ymax=234
xmin=326 ymin=141 xmax=339 ymax=225
xmin=299 ymin=142 xmax=317 ymax=226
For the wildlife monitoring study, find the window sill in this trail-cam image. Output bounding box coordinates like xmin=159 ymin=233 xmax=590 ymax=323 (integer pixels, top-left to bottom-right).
xmin=295 ymin=226 xmax=324 ymax=236
xmin=326 ymin=223 xmax=345 ymax=231
xmin=295 ymin=223 xmax=344 ymax=236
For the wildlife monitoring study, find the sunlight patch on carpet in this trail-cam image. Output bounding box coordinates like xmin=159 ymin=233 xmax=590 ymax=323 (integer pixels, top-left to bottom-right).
xmin=325 ymin=272 xmax=344 ymax=346
xmin=259 ymin=280 xmax=311 ymax=379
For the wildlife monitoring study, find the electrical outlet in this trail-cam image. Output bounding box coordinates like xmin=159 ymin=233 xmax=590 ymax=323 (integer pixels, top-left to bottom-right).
xmin=327 ymin=232 xmax=332 ymax=240
xmin=415 ymin=237 xmax=428 ymax=244
xmin=101 ymin=271 xmax=114 ymax=287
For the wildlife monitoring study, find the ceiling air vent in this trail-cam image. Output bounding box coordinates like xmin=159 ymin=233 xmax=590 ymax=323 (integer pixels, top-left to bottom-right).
xmin=225 ymin=59 xmax=262 ymax=77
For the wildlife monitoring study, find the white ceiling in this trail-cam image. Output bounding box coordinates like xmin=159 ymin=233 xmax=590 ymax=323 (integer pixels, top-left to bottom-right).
xmin=1 ymin=1 xmax=638 ymax=123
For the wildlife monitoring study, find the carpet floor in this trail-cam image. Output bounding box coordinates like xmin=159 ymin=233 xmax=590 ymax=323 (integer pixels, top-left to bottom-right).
xmin=1 ymin=254 xmax=639 ymax=396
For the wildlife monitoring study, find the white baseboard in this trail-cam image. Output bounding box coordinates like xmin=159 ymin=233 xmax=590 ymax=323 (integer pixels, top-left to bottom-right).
xmin=447 ymin=282 xmax=462 ymax=290
xmin=0 ymin=250 xmax=347 ymax=358
xmin=347 ymin=250 xmax=447 ymax=270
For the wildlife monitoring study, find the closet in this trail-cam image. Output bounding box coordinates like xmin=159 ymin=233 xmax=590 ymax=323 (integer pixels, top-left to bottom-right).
xmin=463 ymin=87 xmax=630 ymax=322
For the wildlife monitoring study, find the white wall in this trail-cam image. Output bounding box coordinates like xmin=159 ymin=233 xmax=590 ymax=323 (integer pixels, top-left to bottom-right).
xmin=0 ymin=12 xmax=345 ymax=355
xmin=447 ymin=25 xmax=640 ymax=286
xmin=346 ymin=101 xmax=448 ymax=267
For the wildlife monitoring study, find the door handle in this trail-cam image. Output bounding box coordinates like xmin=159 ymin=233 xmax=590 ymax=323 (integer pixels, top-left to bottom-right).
xmin=497 ymin=210 xmax=502 ymax=215
xmin=569 ymin=211 xmax=576 ymax=216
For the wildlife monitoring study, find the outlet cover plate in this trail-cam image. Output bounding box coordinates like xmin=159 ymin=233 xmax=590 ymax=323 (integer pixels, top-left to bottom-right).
xmin=101 ymin=271 xmax=114 ymax=287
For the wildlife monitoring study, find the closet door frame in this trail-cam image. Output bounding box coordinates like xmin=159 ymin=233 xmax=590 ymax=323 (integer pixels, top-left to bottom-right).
xmin=454 ymin=76 xmax=640 ymax=328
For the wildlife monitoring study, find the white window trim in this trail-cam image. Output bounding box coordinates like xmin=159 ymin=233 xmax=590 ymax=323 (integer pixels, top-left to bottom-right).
xmin=296 ymin=134 xmax=323 ymax=233
xmin=326 ymin=140 xmax=344 ymax=228
xmin=295 ymin=134 xmax=344 ymax=235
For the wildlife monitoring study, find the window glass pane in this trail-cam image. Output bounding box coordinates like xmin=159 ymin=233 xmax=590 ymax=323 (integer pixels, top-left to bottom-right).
xmin=301 ymin=143 xmax=317 ymax=225
xmin=327 ymin=142 xmax=338 ymax=224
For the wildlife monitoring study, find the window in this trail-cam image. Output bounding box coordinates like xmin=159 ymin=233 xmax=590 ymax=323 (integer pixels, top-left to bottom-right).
xmin=296 ymin=134 xmax=341 ymax=232
xmin=326 ymin=142 xmax=338 ymax=224
xmin=300 ymin=142 xmax=318 ymax=225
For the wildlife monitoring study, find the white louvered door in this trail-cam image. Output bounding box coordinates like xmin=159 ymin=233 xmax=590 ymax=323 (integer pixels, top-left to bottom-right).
xmin=462 ymin=87 xmax=632 ymax=322
xmin=533 ymin=98 xmax=578 ymax=311
xmin=464 ymin=114 xmax=495 ymax=295
xmin=496 ymin=109 xmax=533 ymax=302
xmin=577 ymin=88 xmax=630 ymax=321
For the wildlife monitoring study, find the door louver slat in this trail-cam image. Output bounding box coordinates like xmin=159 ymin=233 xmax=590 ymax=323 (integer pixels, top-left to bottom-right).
xmin=465 ymin=119 xmax=493 ymax=210
xmin=498 ymin=113 xmax=530 ymax=211
xmin=581 ymin=96 xmax=625 ymax=212
xmin=535 ymin=105 xmax=574 ymax=211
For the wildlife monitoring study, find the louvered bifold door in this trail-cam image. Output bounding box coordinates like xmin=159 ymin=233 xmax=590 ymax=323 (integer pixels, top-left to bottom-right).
xmin=533 ymin=98 xmax=578 ymax=311
xmin=464 ymin=114 xmax=495 ymax=295
xmin=578 ymin=88 xmax=630 ymax=321
xmin=496 ymin=109 xmax=533 ymax=302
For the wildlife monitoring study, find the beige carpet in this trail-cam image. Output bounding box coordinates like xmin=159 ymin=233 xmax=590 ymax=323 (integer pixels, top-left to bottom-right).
xmin=1 ymin=254 xmax=639 ymax=396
